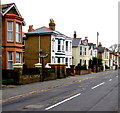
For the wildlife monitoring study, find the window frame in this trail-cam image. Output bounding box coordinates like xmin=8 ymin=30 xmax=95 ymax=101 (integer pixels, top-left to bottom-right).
xmin=7 ymin=21 xmax=13 ymax=41
xmin=84 ymin=48 xmax=86 ymax=55
xmin=66 ymin=41 xmax=68 ymax=52
xmin=16 ymin=23 xmax=21 ymax=42
xmin=16 ymin=52 xmax=21 ymax=63
xmin=58 ymin=39 xmax=61 ymax=51
xmin=8 ymin=51 xmax=13 ymax=69
xmin=80 ymin=46 xmax=82 ymax=55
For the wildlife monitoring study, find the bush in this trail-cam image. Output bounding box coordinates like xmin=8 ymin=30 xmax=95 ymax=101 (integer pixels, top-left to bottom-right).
xmin=2 ymin=79 xmax=14 ymax=85
xmin=81 ymin=64 xmax=87 ymax=70
xmin=75 ymin=64 xmax=87 ymax=70
xmin=105 ymin=65 xmax=110 ymax=69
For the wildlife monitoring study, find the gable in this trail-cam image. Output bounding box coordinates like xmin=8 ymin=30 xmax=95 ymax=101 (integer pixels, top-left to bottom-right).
xmin=6 ymin=7 xmax=19 ymax=16
xmin=2 ymin=3 xmax=21 ymax=17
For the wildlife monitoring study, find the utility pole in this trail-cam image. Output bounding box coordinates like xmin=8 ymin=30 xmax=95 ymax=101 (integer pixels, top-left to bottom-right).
xmin=96 ymin=32 xmax=99 ymax=72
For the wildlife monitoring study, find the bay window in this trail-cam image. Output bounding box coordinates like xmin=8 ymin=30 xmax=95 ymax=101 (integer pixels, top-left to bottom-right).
xmin=7 ymin=22 xmax=13 ymax=41
xmin=58 ymin=39 xmax=61 ymax=51
xmin=16 ymin=52 xmax=21 ymax=63
xmin=16 ymin=23 xmax=21 ymax=42
xmin=8 ymin=51 xmax=13 ymax=69
xmin=66 ymin=41 xmax=68 ymax=52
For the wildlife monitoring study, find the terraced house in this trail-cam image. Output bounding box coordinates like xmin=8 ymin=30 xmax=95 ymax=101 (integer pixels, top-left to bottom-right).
xmin=97 ymin=42 xmax=110 ymax=71
xmin=72 ymin=32 xmax=89 ymax=69
xmin=24 ymin=19 xmax=72 ymax=69
xmin=2 ymin=3 xmax=25 ymax=70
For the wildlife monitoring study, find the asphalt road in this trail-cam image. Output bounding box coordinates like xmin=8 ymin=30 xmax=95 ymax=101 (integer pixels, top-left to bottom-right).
xmin=2 ymin=70 xmax=119 ymax=112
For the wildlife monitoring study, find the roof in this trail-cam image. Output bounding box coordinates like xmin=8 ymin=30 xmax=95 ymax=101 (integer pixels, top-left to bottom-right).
xmin=25 ymin=26 xmax=71 ymax=39
xmin=97 ymin=47 xmax=109 ymax=53
xmin=26 ymin=26 xmax=53 ymax=35
xmin=2 ymin=3 xmax=26 ymax=25
xmin=88 ymin=43 xmax=96 ymax=49
xmin=98 ymin=47 xmax=105 ymax=53
xmin=72 ymin=38 xmax=81 ymax=47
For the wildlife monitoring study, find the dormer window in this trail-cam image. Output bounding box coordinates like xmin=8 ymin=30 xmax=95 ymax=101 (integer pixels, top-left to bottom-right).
xmin=7 ymin=21 xmax=13 ymax=41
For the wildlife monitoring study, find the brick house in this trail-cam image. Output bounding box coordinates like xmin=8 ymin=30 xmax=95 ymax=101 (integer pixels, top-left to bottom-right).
xmin=24 ymin=19 xmax=72 ymax=69
xmin=2 ymin=3 xmax=25 ymax=70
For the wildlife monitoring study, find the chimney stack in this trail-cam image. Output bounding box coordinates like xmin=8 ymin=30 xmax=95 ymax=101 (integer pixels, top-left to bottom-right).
xmin=49 ymin=19 xmax=55 ymax=30
xmin=28 ymin=25 xmax=34 ymax=32
xmin=74 ymin=31 xmax=77 ymax=38
xmin=84 ymin=36 xmax=88 ymax=42
xmin=98 ymin=42 xmax=102 ymax=47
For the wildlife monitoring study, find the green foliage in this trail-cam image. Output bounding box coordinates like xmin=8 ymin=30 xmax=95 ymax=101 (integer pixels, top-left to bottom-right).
xmin=89 ymin=57 xmax=104 ymax=72
xmin=105 ymin=65 xmax=110 ymax=69
xmin=2 ymin=79 xmax=14 ymax=85
xmin=89 ymin=57 xmax=103 ymax=68
xmin=75 ymin=63 xmax=87 ymax=70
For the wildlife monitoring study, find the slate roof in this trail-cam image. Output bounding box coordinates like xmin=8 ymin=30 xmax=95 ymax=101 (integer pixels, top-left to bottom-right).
xmin=26 ymin=26 xmax=53 ymax=35
xmin=72 ymin=38 xmax=81 ymax=47
xmin=98 ymin=47 xmax=105 ymax=53
xmin=88 ymin=43 xmax=96 ymax=49
xmin=2 ymin=3 xmax=14 ymax=14
xmin=2 ymin=3 xmax=25 ymax=25
xmin=25 ymin=26 xmax=72 ymax=40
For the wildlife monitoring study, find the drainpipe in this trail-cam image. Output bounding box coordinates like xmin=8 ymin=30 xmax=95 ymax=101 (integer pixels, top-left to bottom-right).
xmin=39 ymin=34 xmax=40 ymax=63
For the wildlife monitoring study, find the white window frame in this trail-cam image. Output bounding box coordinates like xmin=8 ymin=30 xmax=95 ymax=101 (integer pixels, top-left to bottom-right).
xmin=70 ymin=42 xmax=72 ymax=52
xmin=7 ymin=21 xmax=13 ymax=41
xmin=84 ymin=48 xmax=86 ymax=55
xmin=16 ymin=52 xmax=21 ymax=63
xmin=58 ymin=39 xmax=61 ymax=51
xmin=66 ymin=41 xmax=68 ymax=52
xmin=8 ymin=51 xmax=13 ymax=69
xmin=80 ymin=46 xmax=82 ymax=55
xmin=16 ymin=23 xmax=21 ymax=42
xmin=62 ymin=40 xmax=64 ymax=51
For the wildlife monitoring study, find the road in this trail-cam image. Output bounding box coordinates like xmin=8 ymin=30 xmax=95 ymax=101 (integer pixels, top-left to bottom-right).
xmin=2 ymin=70 xmax=119 ymax=112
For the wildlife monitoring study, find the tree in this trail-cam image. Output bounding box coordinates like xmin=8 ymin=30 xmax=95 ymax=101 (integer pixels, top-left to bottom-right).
xmin=89 ymin=57 xmax=103 ymax=71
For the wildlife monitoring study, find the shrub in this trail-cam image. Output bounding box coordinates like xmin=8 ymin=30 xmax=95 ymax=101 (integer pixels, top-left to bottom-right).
xmin=2 ymin=79 xmax=14 ymax=85
xmin=105 ymin=65 xmax=110 ymax=69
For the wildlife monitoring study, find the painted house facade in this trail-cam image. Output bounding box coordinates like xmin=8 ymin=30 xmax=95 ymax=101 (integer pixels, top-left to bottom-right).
xmin=2 ymin=3 xmax=25 ymax=70
xmin=72 ymin=32 xmax=89 ymax=69
xmin=97 ymin=42 xmax=110 ymax=71
xmin=24 ymin=19 xmax=72 ymax=68
xmin=88 ymin=43 xmax=97 ymax=60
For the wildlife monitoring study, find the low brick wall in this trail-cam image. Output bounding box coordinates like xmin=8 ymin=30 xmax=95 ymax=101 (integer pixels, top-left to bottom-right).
xmin=75 ymin=70 xmax=91 ymax=75
xmin=80 ymin=70 xmax=90 ymax=75
xmin=19 ymin=75 xmax=40 ymax=85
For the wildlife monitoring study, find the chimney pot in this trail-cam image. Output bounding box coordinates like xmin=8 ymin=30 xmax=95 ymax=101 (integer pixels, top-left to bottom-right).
xmin=49 ymin=19 xmax=55 ymax=30
xmin=74 ymin=31 xmax=77 ymax=38
xmin=28 ymin=25 xmax=34 ymax=32
xmin=98 ymin=42 xmax=102 ymax=47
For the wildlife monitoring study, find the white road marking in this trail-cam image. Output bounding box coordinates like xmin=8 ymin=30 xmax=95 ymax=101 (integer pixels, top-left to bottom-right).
xmin=45 ymin=93 xmax=81 ymax=110
xmin=109 ymin=79 xmax=112 ymax=81
xmin=116 ymin=76 xmax=118 ymax=77
xmin=91 ymin=82 xmax=105 ymax=89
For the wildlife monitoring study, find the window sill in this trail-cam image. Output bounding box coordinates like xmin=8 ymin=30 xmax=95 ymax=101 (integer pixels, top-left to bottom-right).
xmin=16 ymin=42 xmax=22 ymax=44
xmin=7 ymin=41 xmax=14 ymax=43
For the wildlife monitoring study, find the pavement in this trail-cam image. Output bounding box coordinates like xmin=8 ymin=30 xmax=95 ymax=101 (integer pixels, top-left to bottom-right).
xmin=2 ymin=70 xmax=117 ymax=103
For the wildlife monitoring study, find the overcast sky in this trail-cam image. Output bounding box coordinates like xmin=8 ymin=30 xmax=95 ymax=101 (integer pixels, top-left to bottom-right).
xmin=2 ymin=0 xmax=119 ymax=48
